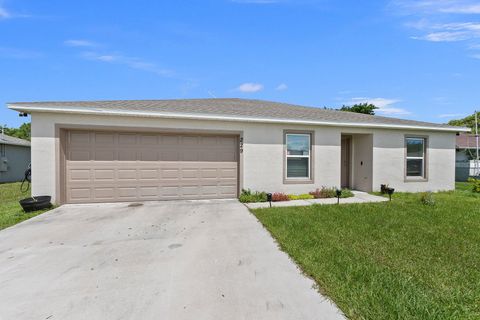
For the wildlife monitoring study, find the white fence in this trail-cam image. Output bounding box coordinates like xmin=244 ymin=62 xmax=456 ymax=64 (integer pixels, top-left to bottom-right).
xmin=456 ymin=160 xmax=480 ymax=181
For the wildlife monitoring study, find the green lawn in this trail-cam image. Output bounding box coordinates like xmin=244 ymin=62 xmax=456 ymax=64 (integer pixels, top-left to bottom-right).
xmin=0 ymin=182 xmax=52 ymax=230
xmin=251 ymin=185 xmax=480 ymax=320
xmin=455 ymin=181 xmax=472 ymax=192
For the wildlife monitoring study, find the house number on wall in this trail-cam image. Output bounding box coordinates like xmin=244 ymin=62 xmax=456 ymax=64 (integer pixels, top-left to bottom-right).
xmin=239 ymin=137 xmax=244 ymax=153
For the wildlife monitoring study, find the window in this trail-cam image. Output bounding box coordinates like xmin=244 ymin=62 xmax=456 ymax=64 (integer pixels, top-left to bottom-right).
xmin=405 ymin=137 xmax=427 ymax=179
xmin=285 ymin=133 xmax=311 ymax=180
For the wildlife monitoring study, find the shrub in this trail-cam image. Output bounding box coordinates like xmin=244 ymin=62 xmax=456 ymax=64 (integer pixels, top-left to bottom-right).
xmin=340 ymin=188 xmax=354 ymax=198
xmin=239 ymin=189 xmax=267 ymax=203
xmin=272 ymin=192 xmax=290 ymax=202
xmin=288 ymin=194 xmax=314 ymax=200
xmin=309 ymin=186 xmax=337 ymax=199
xmin=420 ymin=192 xmax=435 ymax=206
xmin=468 ymin=178 xmax=480 ymax=193
xmin=309 ymin=187 xmax=354 ymax=199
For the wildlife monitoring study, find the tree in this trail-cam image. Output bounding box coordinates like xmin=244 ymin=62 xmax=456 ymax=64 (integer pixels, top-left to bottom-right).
xmin=339 ymin=103 xmax=378 ymax=115
xmin=448 ymin=112 xmax=479 ymax=132
xmin=2 ymin=123 xmax=31 ymax=140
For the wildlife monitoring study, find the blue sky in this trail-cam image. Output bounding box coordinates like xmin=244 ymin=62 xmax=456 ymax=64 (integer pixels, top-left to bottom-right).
xmin=1 ymin=0 xmax=480 ymax=128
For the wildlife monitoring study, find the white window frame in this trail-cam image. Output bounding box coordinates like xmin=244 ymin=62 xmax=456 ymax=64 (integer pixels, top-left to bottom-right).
xmin=405 ymin=137 xmax=427 ymax=179
xmin=285 ymin=133 xmax=311 ymax=180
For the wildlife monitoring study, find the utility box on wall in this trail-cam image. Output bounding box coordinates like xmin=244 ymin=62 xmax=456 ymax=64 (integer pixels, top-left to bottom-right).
xmin=0 ymin=157 xmax=8 ymax=172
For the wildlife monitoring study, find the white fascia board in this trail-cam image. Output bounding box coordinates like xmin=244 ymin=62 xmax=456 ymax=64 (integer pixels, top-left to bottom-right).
xmin=7 ymin=105 xmax=471 ymax=133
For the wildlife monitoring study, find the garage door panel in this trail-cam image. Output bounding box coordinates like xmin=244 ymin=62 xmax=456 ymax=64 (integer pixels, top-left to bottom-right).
xmin=220 ymin=169 xmax=237 ymax=180
xmin=181 ymin=186 xmax=200 ymax=196
xmin=65 ymin=131 xmax=238 ymax=203
xmin=118 ymin=150 xmax=137 ymax=161
xmin=140 ymin=135 xmax=158 ymax=145
xmin=70 ymin=150 xmax=91 ymax=161
xmin=94 ymin=169 xmax=115 ymax=180
xmin=181 ymin=169 xmax=198 ymax=179
xmin=140 ymin=150 xmax=158 ymax=161
xmin=93 ymin=188 xmax=115 ymax=200
xmin=69 ymin=169 xmax=91 ymax=181
xmin=117 ymin=169 xmax=137 ymax=180
xmin=139 ymin=169 xmax=159 ymax=180
xmin=161 ymin=169 xmax=180 ymax=179
xmin=161 ymin=186 xmax=180 ymax=197
xmin=139 ymin=186 xmax=159 ymax=197
xmin=118 ymin=133 xmax=137 ymax=145
xmin=70 ymin=131 xmax=91 ymax=144
xmin=69 ymin=188 xmax=91 ymax=200
xmin=94 ymin=150 xmax=116 ymax=161
xmin=94 ymin=133 xmax=115 ymax=145
xmin=118 ymin=187 xmax=138 ymax=198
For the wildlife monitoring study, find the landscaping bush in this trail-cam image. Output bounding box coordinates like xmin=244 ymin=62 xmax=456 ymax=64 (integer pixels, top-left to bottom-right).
xmin=288 ymin=194 xmax=314 ymax=200
xmin=309 ymin=187 xmax=354 ymax=199
xmin=239 ymin=189 xmax=267 ymax=203
xmin=309 ymin=186 xmax=337 ymax=199
xmin=340 ymin=188 xmax=354 ymax=198
xmin=271 ymin=192 xmax=290 ymax=202
xmin=467 ymin=178 xmax=480 ymax=193
xmin=420 ymin=192 xmax=435 ymax=206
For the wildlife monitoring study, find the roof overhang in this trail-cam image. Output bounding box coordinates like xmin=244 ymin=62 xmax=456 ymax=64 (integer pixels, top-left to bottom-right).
xmin=8 ymin=104 xmax=471 ymax=133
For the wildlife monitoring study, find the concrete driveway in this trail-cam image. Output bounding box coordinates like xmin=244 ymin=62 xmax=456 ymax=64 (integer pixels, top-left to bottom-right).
xmin=0 ymin=200 xmax=344 ymax=320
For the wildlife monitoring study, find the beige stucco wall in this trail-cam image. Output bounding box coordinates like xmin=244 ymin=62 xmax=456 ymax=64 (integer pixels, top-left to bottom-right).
xmin=372 ymin=129 xmax=456 ymax=192
xmin=31 ymin=112 xmax=456 ymax=203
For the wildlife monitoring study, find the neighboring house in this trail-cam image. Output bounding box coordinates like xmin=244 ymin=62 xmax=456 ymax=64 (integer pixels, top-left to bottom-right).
xmin=7 ymin=99 xmax=469 ymax=204
xmin=0 ymin=132 xmax=31 ymax=183
xmin=455 ymin=133 xmax=479 ymax=181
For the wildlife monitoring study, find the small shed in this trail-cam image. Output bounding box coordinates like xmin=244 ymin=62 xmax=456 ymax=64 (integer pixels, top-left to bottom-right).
xmin=0 ymin=133 xmax=31 ymax=183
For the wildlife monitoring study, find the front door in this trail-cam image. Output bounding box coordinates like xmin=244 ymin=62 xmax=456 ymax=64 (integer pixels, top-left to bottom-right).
xmin=341 ymin=137 xmax=351 ymax=188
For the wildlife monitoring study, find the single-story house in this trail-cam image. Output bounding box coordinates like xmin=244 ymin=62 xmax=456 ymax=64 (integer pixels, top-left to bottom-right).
xmin=455 ymin=133 xmax=479 ymax=181
xmin=7 ymin=99 xmax=469 ymax=204
xmin=0 ymin=132 xmax=31 ymax=183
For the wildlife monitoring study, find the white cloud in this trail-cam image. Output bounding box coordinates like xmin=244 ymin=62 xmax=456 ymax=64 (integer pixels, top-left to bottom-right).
xmin=438 ymin=113 xmax=466 ymax=118
xmin=0 ymin=5 xmax=10 ymax=19
xmin=346 ymin=97 xmax=411 ymax=115
xmin=394 ymin=0 xmax=480 ymax=15
xmin=409 ymin=22 xmax=480 ymax=42
xmin=276 ymin=83 xmax=288 ymax=91
xmin=82 ymin=52 xmax=173 ymax=77
xmin=393 ymin=1 xmax=480 ymax=55
xmin=439 ymin=4 xmax=480 ymax=14
xmin=412 ymin=31 xmax=470 ymax=42
xmin=377 ymin=107 xmax=411 ymax=115
xmin=64 ymin=40 xmax=96 ymax=47
xmin=236 ymin=82 xmax=264 ymax=93
xmin=0 ymin=2 xmax=30 ymax=19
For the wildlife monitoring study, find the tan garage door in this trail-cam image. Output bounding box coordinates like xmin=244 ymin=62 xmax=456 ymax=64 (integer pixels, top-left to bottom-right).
xmin=64 ymin=130 xmax=239 ymax=203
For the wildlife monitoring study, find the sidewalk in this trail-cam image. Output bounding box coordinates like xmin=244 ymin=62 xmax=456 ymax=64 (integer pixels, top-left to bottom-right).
xmin=244 ymin=191 xmax=388 ymax=209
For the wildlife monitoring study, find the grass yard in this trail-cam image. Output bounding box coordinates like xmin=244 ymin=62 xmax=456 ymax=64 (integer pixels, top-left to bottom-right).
xmin=0 ymin=182 xmax=52 ymax=230
xmin=252 ymin=184 xmax=480 ymax=319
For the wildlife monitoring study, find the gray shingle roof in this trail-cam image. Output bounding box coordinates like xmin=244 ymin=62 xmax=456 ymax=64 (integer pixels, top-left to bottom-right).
xmin=7 ymin=98 xmax=468 ymax=132
xmin=0 ymin=133 xmax=31 ymax=147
